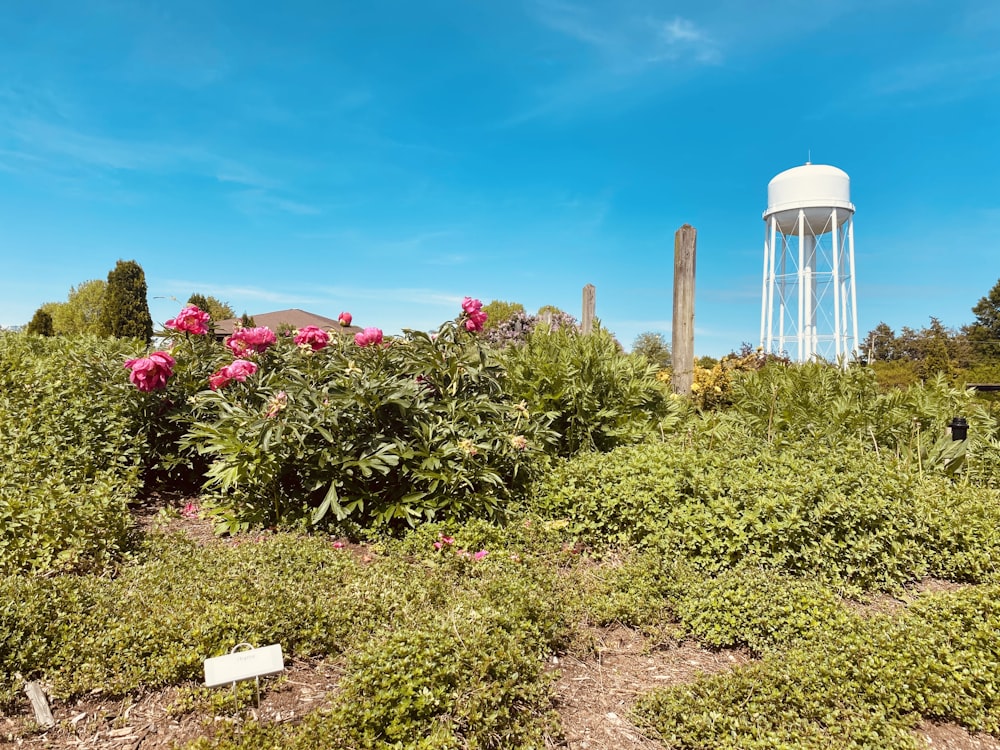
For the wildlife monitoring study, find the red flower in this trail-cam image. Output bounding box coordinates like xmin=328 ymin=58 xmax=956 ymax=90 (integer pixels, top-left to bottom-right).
xmin=338 ymin=311 xmax=353 ymax=327
xmin=124 ymin=351 xmax=175 ymax=392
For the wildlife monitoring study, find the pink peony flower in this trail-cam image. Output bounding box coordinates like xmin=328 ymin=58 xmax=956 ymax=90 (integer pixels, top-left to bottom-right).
xmin=354 ymin=327 xmax=384 ymax=347
xmin=181 ymin=502 xmax=200 ymax=519
xmin=510 ymin=435 xmax=529 ymax=451
xmin=294 ymin=325 xmax=330 ymax=351
xmin=209 ymin=359 xmax=258 ymax=390
xmin=124 ymin=351 xmax=175 ymax=392
xmin=433 ymin=535 xmax=455 ymax=552
xmin=460 ymin=298 xmax=488 ymax=332
xmin=338 ymin=311 xmax=353 ymax=327
xmin=473 ymin=550 xmax=489 ymax=561
xmin=165 ymin=305 xmax=211 ymax=336
xmin=225 ymin=326 xmax=276 ymax=356
xmin=332 ymin=541 xmax=346 ymax=549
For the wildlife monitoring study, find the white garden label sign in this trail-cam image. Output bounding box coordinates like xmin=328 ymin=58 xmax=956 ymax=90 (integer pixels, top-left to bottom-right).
xmin=204 ymin=643 xmax=285 ymax=687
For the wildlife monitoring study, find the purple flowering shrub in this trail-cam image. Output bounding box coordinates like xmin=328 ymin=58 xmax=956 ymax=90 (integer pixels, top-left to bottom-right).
xmin=483 ymin=310 xmax=578 ymax=348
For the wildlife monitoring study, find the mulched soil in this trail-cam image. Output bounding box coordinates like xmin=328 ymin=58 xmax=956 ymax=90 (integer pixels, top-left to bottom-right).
xmin=547 ymin=624 xmax=750 ymax=749
xmin=3 ymin=498 xmax=998 ymax=749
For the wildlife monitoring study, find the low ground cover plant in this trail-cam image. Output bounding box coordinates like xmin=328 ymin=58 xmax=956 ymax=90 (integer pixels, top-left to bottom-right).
xmin=534 ymin=427 xmax=1000 ymax=592
xmin=637 ymin=585 xmax=1000 ymax=749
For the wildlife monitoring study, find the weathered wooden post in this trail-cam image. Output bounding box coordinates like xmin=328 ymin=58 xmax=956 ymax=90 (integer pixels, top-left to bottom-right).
xmin=672 ymin=225 xmax=696 ymax=395
xmin=581 ymin=284 xmax=596 ymax=335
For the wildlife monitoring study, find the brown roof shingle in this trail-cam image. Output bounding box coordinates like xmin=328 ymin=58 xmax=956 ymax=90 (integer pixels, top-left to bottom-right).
xmin=214 ymin=308 xmax=362 ymax=336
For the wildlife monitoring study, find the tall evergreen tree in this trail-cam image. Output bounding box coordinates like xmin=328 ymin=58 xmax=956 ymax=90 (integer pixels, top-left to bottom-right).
xmin=967 ymin=278 xmax=1000 ymax=361
xmin=26 ymin=308 xmax=54 ymax=336
xmin=861 ymin=322 xmax=897 ymax=361
xmin=101 ymin=260 xmax=153 ymax=342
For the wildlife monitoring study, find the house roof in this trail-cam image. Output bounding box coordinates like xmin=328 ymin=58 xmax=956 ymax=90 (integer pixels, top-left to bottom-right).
xmin=214 ymin=308 xmax=362 ymax=336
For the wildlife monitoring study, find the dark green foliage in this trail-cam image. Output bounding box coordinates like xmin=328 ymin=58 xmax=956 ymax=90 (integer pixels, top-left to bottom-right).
xmin=967 ymin=277 xmax=1000 ymax=360
xmin=25 ymin=308 xmax=54 ymax=336
xmin=102 ymin=259 xmax=153 ymax=342
xmin=637 ymin=585 xmax=1000 ymax=749
xmin=502 ymin=325 xmax=674 ymax=456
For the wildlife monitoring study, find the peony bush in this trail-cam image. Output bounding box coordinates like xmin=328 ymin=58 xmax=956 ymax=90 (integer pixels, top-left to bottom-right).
xmin=121 ymin=301 xmax=554 ymax=534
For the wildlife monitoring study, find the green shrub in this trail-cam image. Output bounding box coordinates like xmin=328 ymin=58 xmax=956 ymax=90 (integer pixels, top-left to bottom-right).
xmin=502 ymin=325 xmax=675 ymax=456
xmin=326 ymin=614 xmax=557 ymax=748
xmin=581 ymin=553 xmax=686 ymax=628
xmin=725 ymin=363 xmax=998 ymax=479
xmin=0 ymin=335 xmax=147 ymax=573
xmin=1 ymin=523 xmax=576 ymax=711
xmin=675 ymin=566 xmax=852 ymax=655
xmin=533 ymin=433 xmax=1000 ymax=592
xmin=179 ymin=320 xmax=552 ymax=533
xmin=0 ymin=534 xmax=365 ymax=703
xmin=636 ymin=585 xmax=1000 ymax=748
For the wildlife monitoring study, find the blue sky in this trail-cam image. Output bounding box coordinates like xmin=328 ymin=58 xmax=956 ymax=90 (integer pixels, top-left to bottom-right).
xmin=1 ymin=0 xmax=998 ymax=356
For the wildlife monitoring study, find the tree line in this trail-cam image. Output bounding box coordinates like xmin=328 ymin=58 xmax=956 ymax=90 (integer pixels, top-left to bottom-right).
xmin=25 ymin=260 xmax=233 ymax=343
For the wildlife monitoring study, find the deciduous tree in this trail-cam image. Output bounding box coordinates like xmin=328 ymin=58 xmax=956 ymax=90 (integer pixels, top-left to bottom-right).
xmin=187 ymin=293 xmax=235 ymax=322
xmin=631 ymin=332 xmax=671 ymax=368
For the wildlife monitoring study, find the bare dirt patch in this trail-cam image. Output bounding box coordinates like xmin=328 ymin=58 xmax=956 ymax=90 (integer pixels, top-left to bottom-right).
xmin=845 ymin=578 xmax=973 ymax=618
xmin=548 ymin=624 xmax=751 ymax=749
xmin=918 ymin=721 xmax=1000 ymax=750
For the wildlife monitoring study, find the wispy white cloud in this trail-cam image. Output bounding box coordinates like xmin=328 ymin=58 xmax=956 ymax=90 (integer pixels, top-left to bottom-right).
xmin=314 ymin=286 xmax=464 ymax=308
xmin=1 ymin=108 xmax=322 ymax=216
xmin=867 ymin=51 xmax=1000 ymax=99
xmin=652 ymin=17 xmax=722 ymax=65
xmin=529 ymin=0 xmax=722 ymax=73
xmin=228 ymin=189 xmax=323 ymax=217
xmin=161 ymin=280 xmax=321 ymax=306
xmin=504 ymin=2 xmax=721 ymax=124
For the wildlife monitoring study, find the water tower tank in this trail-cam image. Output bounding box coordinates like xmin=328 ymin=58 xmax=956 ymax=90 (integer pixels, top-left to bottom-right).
xmin=764 ymin=164 xmax=855 ymax=235
xmin=759 ymin=162 xmax=859 ymax=364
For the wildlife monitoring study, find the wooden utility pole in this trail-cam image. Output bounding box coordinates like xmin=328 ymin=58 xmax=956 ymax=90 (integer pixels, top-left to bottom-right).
xmin=672 ymin=225 xmax=696 ymax=395
xmin=581 ymin=284 xmax=596 ymax=335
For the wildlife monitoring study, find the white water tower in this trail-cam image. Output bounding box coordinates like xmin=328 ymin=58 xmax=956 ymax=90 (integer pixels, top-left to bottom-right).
xmin=760 ymin=162 xmax=859 ymax=363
